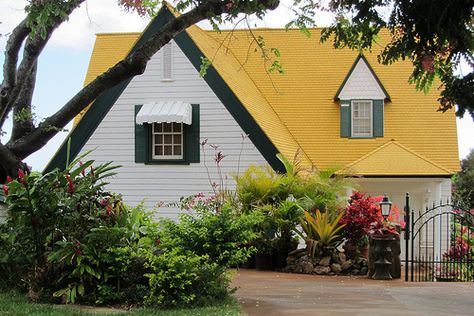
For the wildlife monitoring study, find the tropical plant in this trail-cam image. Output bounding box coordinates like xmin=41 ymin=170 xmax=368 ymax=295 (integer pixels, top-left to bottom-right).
xmin=296 ymin=210 xmax=346 ymax=258
xmin=339 ymin=191 xmax=383 ymax=247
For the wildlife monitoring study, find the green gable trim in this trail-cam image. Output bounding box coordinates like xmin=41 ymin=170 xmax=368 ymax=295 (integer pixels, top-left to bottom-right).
xmin=172 ymin=17 xmax=284 ymax=172
xmin=44 ymin=6 xmax=173 ymax=173
xmin=334 ymin=54 xmax=391 ymax=102
xmin=45 ymin=5 xmax=283 ymax=173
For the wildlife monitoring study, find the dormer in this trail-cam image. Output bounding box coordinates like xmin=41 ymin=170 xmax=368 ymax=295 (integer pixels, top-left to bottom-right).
xmin=335 ymin=55 xmax=390 ymax=138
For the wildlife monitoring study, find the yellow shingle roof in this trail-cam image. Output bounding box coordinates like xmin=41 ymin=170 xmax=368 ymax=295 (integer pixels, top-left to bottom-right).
xmin=76 ymin=6 xmax=460 ymax=176
xmin=340 ymin=141 xmax=452 ymax=176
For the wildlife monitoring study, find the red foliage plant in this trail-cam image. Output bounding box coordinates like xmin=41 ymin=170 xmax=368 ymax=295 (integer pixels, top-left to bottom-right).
xmin=339 ymin=191 xmax=383 ymax=245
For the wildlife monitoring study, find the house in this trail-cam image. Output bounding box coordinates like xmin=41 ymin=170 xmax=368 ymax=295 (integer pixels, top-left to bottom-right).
xmin=45 ymin=4 xmax=459 ymax=220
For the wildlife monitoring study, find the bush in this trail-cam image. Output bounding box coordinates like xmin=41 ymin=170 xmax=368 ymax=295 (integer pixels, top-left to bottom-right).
xmin=145 ymin=248 xmax=231 ymax=307
xmin=0 ymin=158 xmax=158 ymax=305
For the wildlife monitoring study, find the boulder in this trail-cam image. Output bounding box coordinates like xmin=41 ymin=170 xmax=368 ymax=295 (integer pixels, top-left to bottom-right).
xmin=330 ymin=263 xmax=342 ymax=273
xmin=319 ymin=256 xmax=332 ymax=267
xmin=313 ymin=266 xmax=331 ymax=275
xmin=341 ymin=259 xmax=353 ymax=271
xmin=302 ymin=262 xmax=314 ymax=274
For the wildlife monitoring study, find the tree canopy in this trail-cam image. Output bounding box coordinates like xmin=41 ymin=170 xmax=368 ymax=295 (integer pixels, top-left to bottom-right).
xmin=0 ymin=0 xmax=472 ymax=181
xmin=453 ymin=149 xmax=474 ymax=210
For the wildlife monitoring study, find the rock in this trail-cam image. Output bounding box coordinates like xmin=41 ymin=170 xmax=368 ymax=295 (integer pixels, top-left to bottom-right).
xmin=313 ymin=265 xmax=331 ymax=275
xmin=338 ymin=252 xmax=346 ymax=264
xmin=341 ymin=259 xmax=352 ymax=271
xmin=352 ymin=269 xmax=360 ymax=275
xmin=288 ymin=248 xmax=306 ymax=257
xmin=319 ymin=256 xmax=332 ymax=266
xmin=302 ymin=262 xmax=314 ymax=274
xmin=352 ymin=263 xmax=361 ymax=270
xmin=360 ymin=267 xmax=368 ymax=275
xmin=331 ymin=263 xmax=342 ymax=273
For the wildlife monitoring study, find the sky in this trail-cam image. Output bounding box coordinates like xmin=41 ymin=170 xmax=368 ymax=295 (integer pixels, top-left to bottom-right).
xmin=0 ymin=0 xmax=473 ymax=171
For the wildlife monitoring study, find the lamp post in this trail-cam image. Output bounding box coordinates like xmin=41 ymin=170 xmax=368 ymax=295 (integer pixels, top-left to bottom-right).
xmin=379 ymin=194 xmax=392 ymax=221
xmin=371 ymin=194 xmax=395 ymax=280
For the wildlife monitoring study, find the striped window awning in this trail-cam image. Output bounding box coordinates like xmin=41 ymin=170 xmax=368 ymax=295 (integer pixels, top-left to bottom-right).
xmin=135 ymin=101 xmax=192 ymax=125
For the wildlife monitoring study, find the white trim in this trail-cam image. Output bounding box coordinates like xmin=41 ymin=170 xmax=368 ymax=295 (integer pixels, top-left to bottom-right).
xmin=351 ymin=100 xmax=373 ymax=137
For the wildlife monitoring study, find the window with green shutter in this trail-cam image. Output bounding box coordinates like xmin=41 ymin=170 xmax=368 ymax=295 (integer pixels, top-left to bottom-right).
xmin=340 ymin=99 xmax=384 ymax=138
xmin=134 ymin=104 xmax=200 ymax=164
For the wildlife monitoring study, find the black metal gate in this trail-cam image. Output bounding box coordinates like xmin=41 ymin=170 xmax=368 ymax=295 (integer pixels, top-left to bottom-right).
xmin=404 ymin=193 xmax=474 ymax=282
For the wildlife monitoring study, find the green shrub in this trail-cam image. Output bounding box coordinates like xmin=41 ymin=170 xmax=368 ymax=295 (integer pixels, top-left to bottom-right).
xmin=0 ymin=158 xmax=158 ymax=305
xmin=145 ymin=248 xmax=231 ymax=308
xmin=161 ymin=194 xmax=263 ymax=268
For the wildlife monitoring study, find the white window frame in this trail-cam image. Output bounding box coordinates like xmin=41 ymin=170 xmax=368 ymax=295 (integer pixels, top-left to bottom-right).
xmin=151 ymin=122 xmax=183 ymax=160
xmin=161 ymin=42 xmax=173 ymax=81
xmin=351 ymin=100 xmax=373 ymax=138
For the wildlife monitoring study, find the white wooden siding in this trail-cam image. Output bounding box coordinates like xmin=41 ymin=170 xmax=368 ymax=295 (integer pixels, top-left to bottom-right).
xmin=80 ymin=41 xmax=267 ymax=219
xmin=338 ymin=58 xmax=386 ymax=100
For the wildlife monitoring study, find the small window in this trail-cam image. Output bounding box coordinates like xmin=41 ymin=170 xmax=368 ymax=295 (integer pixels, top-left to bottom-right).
xmin=162 ymin=43 xmax=173 ymax=81
xmin=352 ymin=100 xmax=372 ymax=137
xmin=152 ymin=122 xmax=183 ymax=159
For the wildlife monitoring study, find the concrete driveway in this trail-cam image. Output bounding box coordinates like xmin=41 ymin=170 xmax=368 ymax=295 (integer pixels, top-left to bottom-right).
xmin=232 ymin=269 xmax=474 ymax=316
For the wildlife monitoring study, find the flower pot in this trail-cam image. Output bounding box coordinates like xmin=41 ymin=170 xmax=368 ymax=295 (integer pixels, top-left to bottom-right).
xmin=255 ymin=253 xmax=273 ymax=271
xmin=359 ymin=246 xmax=369 ymax=259
xmin=368 ymin=234 xmax=401 ymax=279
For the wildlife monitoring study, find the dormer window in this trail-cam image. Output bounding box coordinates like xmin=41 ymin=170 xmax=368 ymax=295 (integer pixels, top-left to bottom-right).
xmin=335 ymin=55 xmax=390 ymax=139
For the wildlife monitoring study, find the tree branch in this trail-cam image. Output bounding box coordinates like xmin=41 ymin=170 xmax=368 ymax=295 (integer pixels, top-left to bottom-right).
xmin=3 ymin=0 xmax=86 ymax=129
xmin=11 ymin=61 xmax=37 ymax=141
xmin=0 ymin=19 xmax=30 ymax=125
xmin=7 ymin=0 xmax=280 ymax=158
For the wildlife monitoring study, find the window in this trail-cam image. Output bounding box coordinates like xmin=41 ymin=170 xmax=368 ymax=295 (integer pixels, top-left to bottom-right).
xmin=152 ymin=122 xmax=183 ymax=159
xmin=162 ymin=43 xmax=173 ymax=80
xmin=135 ymin=104 xmax=200 ymax=164
xmin=351 ymin=100 xmax=373 ymax=137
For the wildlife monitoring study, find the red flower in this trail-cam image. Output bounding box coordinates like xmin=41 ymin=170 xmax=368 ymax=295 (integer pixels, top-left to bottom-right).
xmin=100 ymin=199 xmax=109 ymax=207
xmin=106 ymin=204 xmax=112 ymax=216
xmin=65 ymin=175 xmax=75 ymax=193
xmin=18 ymin=169 xmax=26 ymax=184
xmin=6 ymin=176 xmax=12 ymax=183
xmin=90 ymin=166 xmax=94 ymax=177
xmin=79 ymin=161 xmax=86 ymax=176
xmin=155 ymin=239 xmax=161 ymax=246
xmin=2 ymin=184 xmax=8 ymax=196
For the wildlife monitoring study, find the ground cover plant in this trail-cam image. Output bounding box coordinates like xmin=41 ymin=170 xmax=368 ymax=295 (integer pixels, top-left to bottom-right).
xmin=0 ymin=156 xmax=258 ymax=309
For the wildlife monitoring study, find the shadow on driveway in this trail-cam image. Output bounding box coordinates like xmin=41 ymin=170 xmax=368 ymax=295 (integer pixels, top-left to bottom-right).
xmin=232 ymin=269 xmax=474 ymax=316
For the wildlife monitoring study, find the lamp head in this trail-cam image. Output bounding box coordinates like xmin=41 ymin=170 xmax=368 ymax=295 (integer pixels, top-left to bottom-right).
xmin=379 ymin=194 xmax=392 ymax=219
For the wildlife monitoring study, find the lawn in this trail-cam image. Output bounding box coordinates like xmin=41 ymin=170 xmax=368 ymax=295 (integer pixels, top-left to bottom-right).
xmin=0 ymin=292 xmax=242 ymax=316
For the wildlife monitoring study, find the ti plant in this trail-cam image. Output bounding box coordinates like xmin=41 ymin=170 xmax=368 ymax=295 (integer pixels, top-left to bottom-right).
xmin=295 ymin=210 xmax=346 ymax=258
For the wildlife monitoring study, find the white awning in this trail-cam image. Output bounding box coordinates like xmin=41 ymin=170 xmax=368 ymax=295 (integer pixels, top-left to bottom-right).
xmin=136 ymin=101 xmax=192 ymax=125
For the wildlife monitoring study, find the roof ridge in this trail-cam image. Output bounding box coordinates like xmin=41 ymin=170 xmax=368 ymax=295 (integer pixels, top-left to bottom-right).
xmin=190 ymin=26 xmax=314 ymax=167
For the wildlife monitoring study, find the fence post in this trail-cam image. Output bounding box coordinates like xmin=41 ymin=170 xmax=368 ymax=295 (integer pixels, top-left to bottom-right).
xmin=404 ymin=192 xmax=410 ymax=281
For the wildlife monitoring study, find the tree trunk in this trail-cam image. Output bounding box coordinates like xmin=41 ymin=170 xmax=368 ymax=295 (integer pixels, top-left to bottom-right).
xmin=0 ymin=144 xmax=29 ymax=183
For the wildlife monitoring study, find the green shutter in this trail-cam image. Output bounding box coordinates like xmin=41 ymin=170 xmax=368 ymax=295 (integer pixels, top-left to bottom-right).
xmin=134 ymin=105 xmax=147 ymax=163
xmin=340 ymin=100 xmax=351 ymax=138
xmin=185 ymin=104 xmax=200 ymax=163
xmin=373 ymin=99 xmax=384 ymax=137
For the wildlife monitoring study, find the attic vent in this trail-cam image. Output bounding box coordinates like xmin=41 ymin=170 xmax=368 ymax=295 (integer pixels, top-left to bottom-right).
xmin=162 ymin=42 xmax=173 ymax=81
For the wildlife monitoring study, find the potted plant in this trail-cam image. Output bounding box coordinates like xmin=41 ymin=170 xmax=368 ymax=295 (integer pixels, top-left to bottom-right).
xmin=339 ymin=192 xmax=382 ymax=259
xmin=271 ymin=200 xmax=303 ymax=269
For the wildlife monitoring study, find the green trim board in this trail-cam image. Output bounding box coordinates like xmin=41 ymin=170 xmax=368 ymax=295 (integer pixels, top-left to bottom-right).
xmin=45 ymin=5 xmax=284 ymax=173
xmin=334 ymin=54 xmax=391 ymax=102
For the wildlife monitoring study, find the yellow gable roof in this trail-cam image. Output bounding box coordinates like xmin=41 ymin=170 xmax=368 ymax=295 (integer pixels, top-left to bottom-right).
xmin=77 ymin=6 xmax=460 ymax=176
xmin=340 ymin=141 xmax=452 ymax=176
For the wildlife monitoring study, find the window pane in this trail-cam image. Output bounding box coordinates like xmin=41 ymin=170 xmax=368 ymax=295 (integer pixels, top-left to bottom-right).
xmin=155 ymin=135 xmax=163 ymax=145
xmin=155 ymin=146 xmax=163 ymax=156
xmin=173 ymin=134 xmax=182 ymax=144
xmin=352 ymin=101 xmax=372 ymax=136
xmin=172 ymin=123 xmax=182 ymax=132
xmin=153 ymin=123 xmax=163 ymax=133
xmin=174 ymin=146 xmax=182 ymax=156
xmin=164 ymin=146 xmax=172 ymax=155
xmin=164 ymin=135 xmax=172 ymax=144
xmin=163 ymin=123 xmax=172 ymax=132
